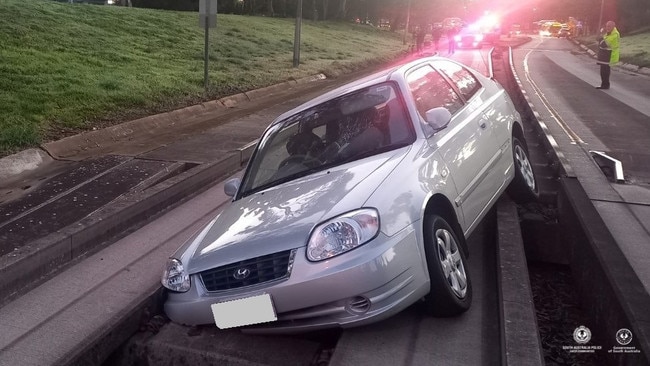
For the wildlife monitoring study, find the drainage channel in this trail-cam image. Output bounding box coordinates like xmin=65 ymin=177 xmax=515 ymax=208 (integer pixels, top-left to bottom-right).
xmin=494 ymin=44 xmax=602 ymax=365
xmin=519 ymin=206 xmax=607 ymax=365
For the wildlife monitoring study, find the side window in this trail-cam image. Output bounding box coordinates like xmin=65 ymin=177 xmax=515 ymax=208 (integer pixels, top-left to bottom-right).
xmin=406 ymin=65 xmax=464 ymax=118
xmin=434 ymin=60 xmax=482 ymax=101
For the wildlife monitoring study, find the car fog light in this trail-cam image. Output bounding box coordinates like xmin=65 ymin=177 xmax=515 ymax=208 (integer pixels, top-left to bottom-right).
xmin=161 ymin=258 xmax=190 ymax=292
xmin=346 ymin=296 xmax=371 ymax=314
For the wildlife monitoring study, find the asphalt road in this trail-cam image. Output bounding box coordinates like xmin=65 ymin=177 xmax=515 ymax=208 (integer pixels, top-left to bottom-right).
xmin=512 ymin=35 xmax=650 ymax=293
xmin=514 ymin=36 xmax=650 ymax=185
xmin=511 ymin=34 xmax=650 ymax=364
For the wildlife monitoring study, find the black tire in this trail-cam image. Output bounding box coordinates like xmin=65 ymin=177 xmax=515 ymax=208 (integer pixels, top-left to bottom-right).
xmin=507 ymin=136 xmax=540 ymax=203
xmin=423 ymin=215 xmax=472 ymax=317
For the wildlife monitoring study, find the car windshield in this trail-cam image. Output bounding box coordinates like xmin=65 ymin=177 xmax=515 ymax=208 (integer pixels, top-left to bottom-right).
xmin=239 ymin=82 xmax=415 ymax=197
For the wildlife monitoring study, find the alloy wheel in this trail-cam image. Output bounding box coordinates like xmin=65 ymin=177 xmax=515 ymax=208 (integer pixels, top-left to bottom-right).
xmin=435 ymin=228 xmax=468 ymax=299
xmin=514 ymin=144 xmax=536 ymax=192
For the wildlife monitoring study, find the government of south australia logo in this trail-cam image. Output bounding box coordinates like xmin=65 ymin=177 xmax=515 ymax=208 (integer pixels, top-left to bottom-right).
xmin=616 ymin=328 xmax=633 ymax=345
xmin=574 ymin=326 xmax=591 ymax=344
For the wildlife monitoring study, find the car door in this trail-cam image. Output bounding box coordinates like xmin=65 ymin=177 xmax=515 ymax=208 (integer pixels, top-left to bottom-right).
xmin=405 ymin=63 xmax=496 ymax=231
xmin=434 ymin=60 xmax=510 ymax=221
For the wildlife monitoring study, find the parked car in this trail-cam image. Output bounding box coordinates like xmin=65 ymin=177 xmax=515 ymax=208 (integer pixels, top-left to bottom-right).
xmin=454 ymin=25 xmax=485 ymax=48
xmin=509 ymin=23 xmax=522 ymax=37
xmin=540 ymin=21 xmax=563 ymax=37
xmin=161 ymin=56 xmax=539 ymax=333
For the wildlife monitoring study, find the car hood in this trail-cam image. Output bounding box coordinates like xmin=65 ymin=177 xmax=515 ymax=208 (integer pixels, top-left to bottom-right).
xmin=183 ymin=148 xmax=409 ymax=274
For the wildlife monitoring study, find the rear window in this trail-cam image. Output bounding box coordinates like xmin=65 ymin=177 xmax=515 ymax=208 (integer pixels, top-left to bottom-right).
xmin=433 ymin=60 xmax=481 ymax=101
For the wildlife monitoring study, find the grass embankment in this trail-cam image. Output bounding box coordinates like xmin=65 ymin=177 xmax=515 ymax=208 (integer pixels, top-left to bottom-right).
xmin=577 ymin=26 xmax=650 ymax=68
xmin=0 ymin=0 xmax=406 ymax=157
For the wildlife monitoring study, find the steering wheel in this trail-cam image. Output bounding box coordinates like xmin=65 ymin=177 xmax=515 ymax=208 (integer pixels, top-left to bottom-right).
xmin=278 ymin=155 xmax=309 ymax=169
xmin=317 ymin=142 xmax=342 ymax=163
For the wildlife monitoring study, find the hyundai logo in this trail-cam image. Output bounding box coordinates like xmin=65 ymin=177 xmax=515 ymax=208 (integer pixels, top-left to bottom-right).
xmin=233 ymin=267 xmax=251 ymax=280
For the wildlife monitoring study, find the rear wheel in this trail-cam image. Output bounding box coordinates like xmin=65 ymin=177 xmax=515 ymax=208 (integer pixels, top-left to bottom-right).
xmin=507 ymin=136 xmax=539 ymax=203
xmin=423 ymin=215 xmax=472 ymax=316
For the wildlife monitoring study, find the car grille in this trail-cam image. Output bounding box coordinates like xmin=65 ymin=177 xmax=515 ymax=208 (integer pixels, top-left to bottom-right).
xmin=200 ymin=249 xmax=295 ymax=292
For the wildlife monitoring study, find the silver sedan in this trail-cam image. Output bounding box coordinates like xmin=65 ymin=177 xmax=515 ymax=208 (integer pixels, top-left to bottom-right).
xmin=161 ymin=56 xmax=538 ymax=333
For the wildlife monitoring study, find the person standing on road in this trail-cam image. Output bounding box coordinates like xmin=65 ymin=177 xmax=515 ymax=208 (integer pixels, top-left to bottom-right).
xmin=431 ymin=24 xmax=443 ymax=52
xmin=415 ymin=25 xmax=426 ymax=54
xmin=596 ymin=20 xmax=620 ymax=89
xmin=447 ymin=25 xmax=458 ymax=55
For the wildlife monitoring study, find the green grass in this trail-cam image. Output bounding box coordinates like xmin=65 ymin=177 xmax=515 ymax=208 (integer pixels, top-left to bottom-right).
xmin=3 ymin=1 xmax=649 ymax=158
xmin=0 ymin=0 xmax=406 ymax=157
xmin=578 ymin=31 xmax=650 ymax=69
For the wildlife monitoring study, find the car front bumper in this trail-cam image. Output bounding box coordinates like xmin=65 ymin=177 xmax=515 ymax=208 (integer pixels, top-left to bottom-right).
xmin=164 ymin=224 xmax=430 ymax=333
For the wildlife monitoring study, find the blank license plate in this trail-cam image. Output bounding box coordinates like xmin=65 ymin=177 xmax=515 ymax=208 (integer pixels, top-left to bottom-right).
xmin=211 ymin=293 xmax=277 ymax=329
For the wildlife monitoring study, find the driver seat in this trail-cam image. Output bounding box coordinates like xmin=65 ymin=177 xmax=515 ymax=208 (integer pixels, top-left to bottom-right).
xmin=286 ymin=131 xmax=324 ymax=157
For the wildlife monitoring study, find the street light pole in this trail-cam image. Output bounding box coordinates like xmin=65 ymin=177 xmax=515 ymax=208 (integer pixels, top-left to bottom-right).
xmin=597 ymin=0 xmax=604 ymax=32
xmin=204 ymin=14 xmax=209 ymax=91
xmin=402 ymin=0 xmax=411 ymax=45
xmin=293 ymin=0 xmax=303 ymax=67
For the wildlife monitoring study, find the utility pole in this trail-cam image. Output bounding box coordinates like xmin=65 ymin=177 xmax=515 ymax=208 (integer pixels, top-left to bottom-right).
xmin=597 ymin=0 xmax=605 ymax=32
xmin=199 ymin=0 xmax=217 ymax=92
xmin=402 ymin=0 xmax=411 ymax=45
xmin=293 ymin=0 xmax=303 ymax=67
xmin=204 ymin=16 xmax=209 ymax=90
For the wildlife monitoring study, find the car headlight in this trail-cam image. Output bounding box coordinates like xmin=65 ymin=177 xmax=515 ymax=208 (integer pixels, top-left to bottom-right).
xmin=307 ymin=208 xmax=379 ymax=262
xmin=161 ymin=258 xmax=191 ymax=292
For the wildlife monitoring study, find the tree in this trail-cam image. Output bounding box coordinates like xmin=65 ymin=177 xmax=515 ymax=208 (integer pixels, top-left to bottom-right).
xmin=279 ymin=0 xmax=288 ymax=17
xmin=265 ymin=0 xmax=274 ymax=16
xmin=336 ymin=0 xmax=347 ymax=20
xmin=617 ymin=0 xmax=650 ymax=32
xmin=322 ymin=0 xmax=329 ymax=20
xmin=312 ymin=0 xmax=318 ymax=20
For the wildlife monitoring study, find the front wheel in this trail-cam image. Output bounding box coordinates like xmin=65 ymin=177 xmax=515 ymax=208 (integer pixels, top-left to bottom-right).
xmin=507 ymin=136 xmax=540 ymax=203
xmin=423 ymin=215 xmax=472 ymax=317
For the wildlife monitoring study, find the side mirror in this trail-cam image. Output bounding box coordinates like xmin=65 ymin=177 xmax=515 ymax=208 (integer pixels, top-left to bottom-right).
xmin=425 ymin=107 xmax=452 ymax=131
xmin=224 ymin=178 xmax=241 ymax=197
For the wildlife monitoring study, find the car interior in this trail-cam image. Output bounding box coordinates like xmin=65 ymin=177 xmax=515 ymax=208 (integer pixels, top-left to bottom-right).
xmin=244 ymin=84 xmax=416 ymax=193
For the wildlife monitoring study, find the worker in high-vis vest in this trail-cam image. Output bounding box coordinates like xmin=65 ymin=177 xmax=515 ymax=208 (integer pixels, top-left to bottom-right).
xmin=596 ymin=20 xmax=620 ymax=90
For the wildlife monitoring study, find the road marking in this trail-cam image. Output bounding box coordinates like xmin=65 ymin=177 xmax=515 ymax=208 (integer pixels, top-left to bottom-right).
xmin=522 ymin=49 xmax=584 ymax=145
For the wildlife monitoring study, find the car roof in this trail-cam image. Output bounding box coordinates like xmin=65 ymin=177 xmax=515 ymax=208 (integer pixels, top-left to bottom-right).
xmin=270 ymin=57 xmax=449 ymax=126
